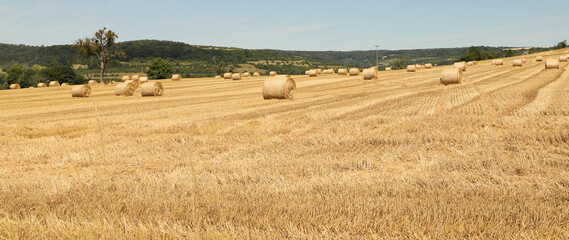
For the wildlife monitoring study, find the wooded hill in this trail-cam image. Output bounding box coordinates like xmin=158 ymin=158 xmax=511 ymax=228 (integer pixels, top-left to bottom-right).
xmin=0 ymin=40 xmax=529 ymax=75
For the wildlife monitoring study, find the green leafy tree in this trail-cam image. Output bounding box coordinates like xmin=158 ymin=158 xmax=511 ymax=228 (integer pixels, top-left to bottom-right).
xmin=393 ymin=59 xmax=407 ymax=70
xmin=6 ymin=64 xmax=24 ymax=85
xmin=40 ymin=66 xmax=86 ymax=85
xmin=20 ymin=68 xmax=38 ymax=88
xmin=460 ymin=46 xmax=491 ymax=61
xmin=214 ymin=61 xmax=228 ymax=75
xmin=0 ymin=73 xmax=7 ymax=89
xmin=73 ymin=27 xmax=125 ymax=84
xmin=145 ymin=58 xmax=174 ymax=79
xmin=554 ymin=40 xmax=567 ymax=49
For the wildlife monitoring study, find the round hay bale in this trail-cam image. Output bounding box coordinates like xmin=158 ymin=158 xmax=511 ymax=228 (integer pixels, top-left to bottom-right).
xmin=324 ymin=69 xmax=335 ymax=74
xmin=9 ymin=84 xmax=20 ymax=89
xmin=338 ymin=68 xmax=348 ymax=75
xmin=232 ymin=73 xmax=243 ymax=80
xmin=243 ymin=72 xmax=251 ymax=77
xmin=305 ymin=70 xmax=310 ymax=75
xmin=37 ymin=83 xmax=47 ymax=88
xmin=88 ymin=80 xmax=97 ymax=85
xmin=131 ymin=75 xmax=140 ymax=81
xmin=308 ymin=69 xmax=319 ymax=77
xmin=223 ymin=73 xmax=233 ymax=79
xmin=139 ymin=77 xmax=149 ymax=83
xmin=253 ymin=72 xmax=260 ymax=77
xmin=269 ymin=71 xmax=277 ymax=76
xmin=172 ymin=74 xmax=182 ymax=81
xmin=317 ymin=69 xmax=323 ymax=74
xmin=440 ymin=68 xmax=463 ymax=85
xmin=406 ymin=65 xmax=416 ymax=72
xmin=491 ymin=60 xmax=496 ymax=65
xmin=513 ymin=59 xmax=523 ymax=67
xmin=115 ymin=82 xmax=136 ymax=96
xmin=362 ymin=68 xmax=378 ymax=80
xmin=453 ymin=62 xmax=466 ymax=71
xmin=385 ymin=67 xmax=392 ymax=71
xmin=124 ymin=80 xmax=140 ymax=89
xmin=122 ymin=76 xmax=131 ymax=81
xmin=349 ymin=68 xmax=360 ymax=76
xmin=522 ymin=58 xmax=527 ymax=63
xmin=49 ymin=81 xmax=60 ymax=87
xmin=215 ymin=75 xmax=222 ymax=79
xmin=536 ymin=56 xmax=543 ymax=62
xmin=495 ymin=59 xmax=504 ymax=65
xmin=263 ymin=75 xmax=296 ymax=100
xmin=467 ymin=61 xmax=474 ymax=66
xmin=545 ymin=59 xmax=560 ymax=69
xmin=141 ymin=82 xmax=164 ymax=97
xmin=424 ymin=64 xmax=433 ymax=69
xmin=71 ymin=85 xmax=92 ymax=98
xmin=61 ymin=83 xmax=69 ymax=87
xmin=559 ymin=56 xmax=568 ymax=62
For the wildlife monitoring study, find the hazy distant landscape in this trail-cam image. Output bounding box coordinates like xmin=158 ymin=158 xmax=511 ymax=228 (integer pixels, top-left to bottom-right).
xmin=0 ymin=40 xmax=542 ymax=80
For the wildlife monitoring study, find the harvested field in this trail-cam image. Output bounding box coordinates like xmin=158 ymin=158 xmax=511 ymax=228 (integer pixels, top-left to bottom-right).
xmin=0 ymin=49 xmax=569 ymax=239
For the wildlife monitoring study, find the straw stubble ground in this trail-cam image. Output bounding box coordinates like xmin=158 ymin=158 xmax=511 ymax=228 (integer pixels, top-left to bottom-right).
xmin=1 ymin=49 xmax=569 ymax=239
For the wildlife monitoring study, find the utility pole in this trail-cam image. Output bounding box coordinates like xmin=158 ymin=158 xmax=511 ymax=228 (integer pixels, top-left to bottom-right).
xmin=375 ymin=45 xmax=379 ymax=68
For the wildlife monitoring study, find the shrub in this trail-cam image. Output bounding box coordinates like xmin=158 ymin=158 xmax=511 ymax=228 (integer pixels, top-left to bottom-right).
xmin=145 ymin=58 xmax=174 ymax=79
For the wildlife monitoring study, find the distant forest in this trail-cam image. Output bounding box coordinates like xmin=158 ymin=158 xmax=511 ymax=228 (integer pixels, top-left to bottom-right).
xmin=0 ymin=40 xmax=541 ymax=73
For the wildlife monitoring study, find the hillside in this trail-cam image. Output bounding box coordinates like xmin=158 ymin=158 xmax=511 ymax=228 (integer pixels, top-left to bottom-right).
xmin=0 ymin=40 xmax=531 ymax=77
xmin=1 ymin=48 xmax=568 ymax=238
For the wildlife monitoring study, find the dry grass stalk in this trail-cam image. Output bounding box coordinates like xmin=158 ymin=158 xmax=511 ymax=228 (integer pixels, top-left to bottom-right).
xmin=71 ymin=85 xmax=92 ymax=98
xmin=349 ymin=68 xmax=360 ymax=76
xmin=545 ymin=59 xmax=560 ymax=69
xmin=263 ymin=75 xmax=295 ymax=99
xmin=362 ymin=68 xmax=378 ymax=80
xmin=440 ymin=68 xmax=463 ymax=85
xmin=338 ymin=69 xmax=348 ymax=75
xmin=308 ymin=70 xmax=319 ymax=77
xmin=141 ymin=82 xmax=164 ymax=97
xmin=115 ymin=82 xmax=136 ymax=96
xmin=232 ymin=73 xmax=243 ymax=80
xmin=454 ymin=62 xmax=467 ymax=71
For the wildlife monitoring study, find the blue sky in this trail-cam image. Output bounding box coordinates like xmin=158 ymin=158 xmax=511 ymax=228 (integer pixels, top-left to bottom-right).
xmin=0 ymin=0 xmax=568 ymax=50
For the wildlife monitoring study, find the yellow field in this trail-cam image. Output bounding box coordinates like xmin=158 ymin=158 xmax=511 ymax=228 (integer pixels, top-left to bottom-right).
xmin=1 ymin=49 xmax=569 ymax=239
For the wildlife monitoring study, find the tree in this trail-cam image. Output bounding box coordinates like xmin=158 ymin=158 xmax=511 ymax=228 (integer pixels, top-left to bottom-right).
xmin=554 ymin=40 xmax=567 ymax=49
xmin=460 ymin=46 xmax=491 ymax=61
xmin=214 ymin=61 xmax=228 ymax=75
xmin=40 ymin=66 xmax=86 ymax=85
xmin=393 ymin=59 xmax=407 ymax=70
xmin=73 ymin=27 xmax=124 ymax=84
xmin=145 ymin=58 xmax=174 ymax=79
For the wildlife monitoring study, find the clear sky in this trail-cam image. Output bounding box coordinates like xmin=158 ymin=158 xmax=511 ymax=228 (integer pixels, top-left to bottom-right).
xmin=0 ymin=0 xmax=568 ymax=51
